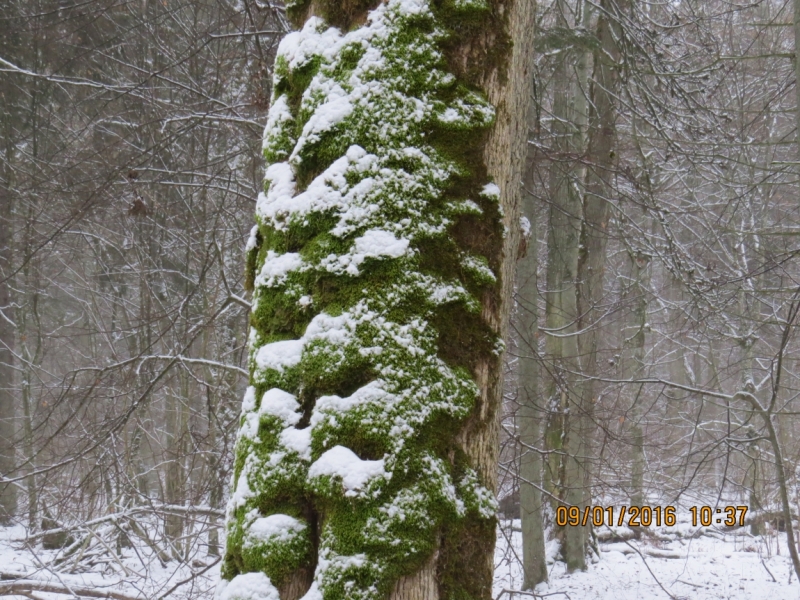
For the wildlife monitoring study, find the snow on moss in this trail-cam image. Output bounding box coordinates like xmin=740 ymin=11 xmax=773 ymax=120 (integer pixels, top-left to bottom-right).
xmin=308 ymin=445 xmax=388 ymax=498
xmin=279 ymin=426 xmax=312 ymax=460
xmin=258 ymin=388 xmax=301 ymax=426
xmin=245 ymin=226 xmax=260 ymax=253
xmin=254 ymin=339 xmax=304 ymax=373
xmin=223 ymin=0 xmax=502 ymax=597
xmin=240 ymin=386 xmax=257 ymax=415
xmin=216 ymin=572 xmax=280 ymax=600
xmin=254 ymin=251 xmax=305 ymax=288
xmin=245 ymin=514 xmax=306 ymax=546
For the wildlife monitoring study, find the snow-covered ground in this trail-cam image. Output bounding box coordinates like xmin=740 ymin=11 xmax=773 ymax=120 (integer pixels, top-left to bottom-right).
xmin=496 ymin=519 xmax=800 ymax=600
xmin=0 ymin=523 xmax=221 ymax=599
xmin=1 ymin=518 xmax=799 ymax=599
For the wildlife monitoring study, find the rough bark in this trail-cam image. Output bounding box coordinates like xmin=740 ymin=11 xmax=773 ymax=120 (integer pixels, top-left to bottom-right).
xmin=453 ymin=0 xmax=537 ymax=594
xmin=389 ymin=549 xmax=438 ymax=600
xmin=220 ymin=1 xmax=535 ymax=598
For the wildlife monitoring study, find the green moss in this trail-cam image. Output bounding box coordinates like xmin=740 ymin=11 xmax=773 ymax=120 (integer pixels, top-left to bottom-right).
xmin=285 ymin=0 xmax=311 ymax=29
xmin=241 ymin=518 xmax=312 ymax=585
xmin=316 ymin=0 xmax=382 ymax=31
xmin=437 ymin=516 xmax=496 ymax=599
xmin=224 ymin=1 xmax=504 ymax=598
xmin=244 ymin=230 xmax=262 ymax=293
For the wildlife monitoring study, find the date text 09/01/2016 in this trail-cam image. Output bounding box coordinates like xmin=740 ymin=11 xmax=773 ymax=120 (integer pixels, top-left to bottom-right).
xmin=554 ymin=505 xmax=749 ymax=528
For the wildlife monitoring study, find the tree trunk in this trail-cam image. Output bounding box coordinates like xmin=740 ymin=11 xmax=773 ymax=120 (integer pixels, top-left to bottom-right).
xmin=0 ymin=69 xmax=17 ymax=527
xmin=540 ymin=0 xmax=590 ymax=573
xmin=515 ymin=58 xmax=548 ymax=590
xmin=571 ymin=0 xmax=629 ymax=568
xmin=794 ymin=0 xmax=800 ymax=156
xmin=0 ymin=171 xmax=15 ymax=527
xmin=220 ymin=0 xmax=534 ymax=598
xmin=618 ymin=249 xmax=650 ymax=507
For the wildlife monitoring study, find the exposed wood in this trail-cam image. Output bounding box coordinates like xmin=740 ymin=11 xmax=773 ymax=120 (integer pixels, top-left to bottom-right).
xmin=389 ymin=549 xmax=439 ymax=600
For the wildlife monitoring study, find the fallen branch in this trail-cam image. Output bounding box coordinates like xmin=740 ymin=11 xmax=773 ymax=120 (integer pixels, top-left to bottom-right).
xmin=0 ymin=578 xmax=143 ymax=600
xmin=28 ymin=503 xmax=224 ymax=542
xmin=600 ymin=543 xmax=683 ymax=559
xmin=761 ymin=557 xmax=777 ymax=583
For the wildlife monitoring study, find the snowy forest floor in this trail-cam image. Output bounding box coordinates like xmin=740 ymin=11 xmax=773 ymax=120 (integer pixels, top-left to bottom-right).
xmin=1 ymin=520 xmax=798 ymax=599
xmin=496 ymin=518 xmax=800 ymax=600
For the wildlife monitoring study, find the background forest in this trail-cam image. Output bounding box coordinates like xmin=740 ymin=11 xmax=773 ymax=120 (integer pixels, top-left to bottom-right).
xmin=1 ymin=0 xmax=800 ymax=598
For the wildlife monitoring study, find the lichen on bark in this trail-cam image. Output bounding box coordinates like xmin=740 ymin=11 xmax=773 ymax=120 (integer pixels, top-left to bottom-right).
xmin=220 ymin=1 xmax=515 ymax=599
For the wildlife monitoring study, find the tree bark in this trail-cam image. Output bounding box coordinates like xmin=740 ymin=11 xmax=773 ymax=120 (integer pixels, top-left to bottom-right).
xmin=516 ymin=82 xmax=549 ymax=589
xmin=540 ymin=0 xmax=590 ymax=573
xmin=618 ymin=249 xmax=650 ymax=507
xmin=794 ymin=0 xmax=800 ymax=156
xmin=572 ymin=0 xmax=629 ymax=568
xmin=0 ymin=164 xmax=15 ymax=527
xmin=221 ymin=0 xmax=535 ymax=598
xmin=0 ymin=35 xmax=18 ymax=524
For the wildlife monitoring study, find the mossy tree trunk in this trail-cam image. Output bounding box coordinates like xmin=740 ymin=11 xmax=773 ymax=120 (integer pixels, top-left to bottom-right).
xmin=219 ymin=1 xmax=534 ymax=599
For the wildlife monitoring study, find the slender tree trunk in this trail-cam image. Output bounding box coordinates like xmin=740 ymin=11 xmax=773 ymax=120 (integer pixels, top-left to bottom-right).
xmin=794 ymin=0 xmax=800 ymax=154
xmin=516 ymin=64 xmax=548 ymax=590
xmin=0 ymin=72 xmax=17 ymax=526
xmin=164 ymin=382 xmax=188 ymax=558
xmin=571 ymin=0 xmax=629 ymax=567
xmin=0 ymin=168 xmax=15 ymax=526
xmin=541 ymin=0 xmax=590 ymax=572
xmin=619 ymin=249 xmax=650 ymax=507
xmin=737 ymin=390 xmax=800 ymax=582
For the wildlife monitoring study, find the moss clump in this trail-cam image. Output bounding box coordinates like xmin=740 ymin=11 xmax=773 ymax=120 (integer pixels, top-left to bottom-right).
xmin=222 ymin=1 xmax=503 ymax=598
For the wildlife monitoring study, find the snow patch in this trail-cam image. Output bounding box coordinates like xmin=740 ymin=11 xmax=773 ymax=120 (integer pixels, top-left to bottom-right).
xmin=280 ymin=427 xmax=312 ymax=461
xmin=354 ymin=229 xmax=409 ymax=259
xmin=259 ymin=388 xmax=301 ymax=426
xmin=308 ymin=446 xmax=387 ymax=496
xmin=254 ymin=251 xmax=304 ymax=288
xmin=322 ymin=229 xmax=410 ymax=275
xmin=311 ymin=381 xmax=395 ymax=427
xmin=520 ymin=216 xmax=531 ymax=238
xmin=277 ymin=18 xmax=342 ymax=70
xmin=241 ymin=386 xmax=257 ymax=414
xmin=245 ymin=514 xmax=306 ymax=546
xmin=217 ymin=572 xmax=279 ymax=600
xmin=245 ymin=225 xmax=259 ymax=252
xmin=291 ymin=83 xmax=354 ymax=161
xmin=255 ymin=339 xmax=304 ymax=373
xmin=481 ymin=182 xmax=500 ymax=200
